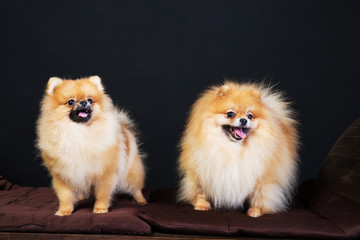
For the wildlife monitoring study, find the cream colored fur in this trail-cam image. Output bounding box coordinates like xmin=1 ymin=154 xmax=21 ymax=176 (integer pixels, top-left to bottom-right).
xmin=178 ymin=82 xmax=299 ymax=217
xmin=36 ymin=76 xmax=146 ymax=215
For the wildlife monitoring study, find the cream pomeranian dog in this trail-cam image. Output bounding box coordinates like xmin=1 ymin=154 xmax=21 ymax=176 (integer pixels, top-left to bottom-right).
xmin=36 ymin=76 xmax=147 ymax=216
xmin=178 ymin=81 xmax=299 ymax=217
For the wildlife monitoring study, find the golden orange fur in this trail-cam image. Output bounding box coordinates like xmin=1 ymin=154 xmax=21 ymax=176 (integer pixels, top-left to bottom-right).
xmin=36 ymin=76 xmax=146 ymax=216
xmin=178 ymin=81 xmax=299 ymax=217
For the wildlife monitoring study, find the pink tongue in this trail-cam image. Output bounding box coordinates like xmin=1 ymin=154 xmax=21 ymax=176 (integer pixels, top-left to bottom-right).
xmin=79 ymin=112 xmax=88 ymax=118
xmin=234 ymin=128 xmax=247 ymax=139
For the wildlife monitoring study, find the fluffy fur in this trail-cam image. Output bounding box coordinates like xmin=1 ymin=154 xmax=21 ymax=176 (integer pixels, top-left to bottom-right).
xmin=36 ymin=76 xmax=146 ymax=216
xmin=177 ymin=81 xmax=299 ymax=217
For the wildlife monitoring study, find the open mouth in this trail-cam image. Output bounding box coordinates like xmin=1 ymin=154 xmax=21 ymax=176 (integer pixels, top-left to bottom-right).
xmin=222 ymin=125 xmax=250 ymax=141
xmin=69 ymin=106 xmax=92 ymax=123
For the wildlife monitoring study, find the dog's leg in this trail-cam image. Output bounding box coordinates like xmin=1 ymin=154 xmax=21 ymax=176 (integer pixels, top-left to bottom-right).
xmin=178 ymin=169 xmax=212 ymax=211
xmin=52 ymin=175 xmax=75 ymax=216
xmin=93 ymin=172 xmax=116 ymax=214
xmin=247 ymin=181 xmax=286 ymax=217
xmin=126 ymin=153 xmax=147 ymax=205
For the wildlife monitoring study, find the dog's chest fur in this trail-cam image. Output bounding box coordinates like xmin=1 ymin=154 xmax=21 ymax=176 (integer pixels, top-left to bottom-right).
xmin=194 ymin=130 xmax=267 ymax=209
xmin=43 ymin=117 xmax=121 ymax=187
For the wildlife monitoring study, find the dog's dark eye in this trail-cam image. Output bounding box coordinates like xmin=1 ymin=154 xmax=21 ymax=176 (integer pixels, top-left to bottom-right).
xmin=88 ymin=98 xmax=93 ymax=104
xmin=247 ymin=113 xmax=253 ymax=119
xmin=67 ymin=99 xmax=75 ymax=106
xmin=226 ymin=111 xmax=236 ymax=119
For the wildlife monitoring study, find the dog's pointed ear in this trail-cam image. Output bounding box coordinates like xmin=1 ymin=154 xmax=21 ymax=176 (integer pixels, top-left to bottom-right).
xmin=89 ymin=76 xmax=104 ymax=92
xmin=217 ymin=83 xmax=231 ymax=97
xmin=47 ymin=77 xmax=63 ymax=95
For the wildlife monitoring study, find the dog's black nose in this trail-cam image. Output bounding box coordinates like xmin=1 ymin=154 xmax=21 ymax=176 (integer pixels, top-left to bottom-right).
xmin=240 ymin=118 xmax=247 ymax=125
xmin=80 ymin=101 xmax=88 ymax=106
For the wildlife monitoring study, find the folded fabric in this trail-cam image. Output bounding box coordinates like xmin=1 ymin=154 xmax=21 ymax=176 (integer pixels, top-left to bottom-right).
xmin=0 ymin=176 xmax=151 ymax=235
xmin=139 ymin=183 xmax=360 ymax=239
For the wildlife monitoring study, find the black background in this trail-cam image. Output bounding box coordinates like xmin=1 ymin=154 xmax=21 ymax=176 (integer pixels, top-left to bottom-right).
xmin=1 ymin=0 xmax=360 ymax=191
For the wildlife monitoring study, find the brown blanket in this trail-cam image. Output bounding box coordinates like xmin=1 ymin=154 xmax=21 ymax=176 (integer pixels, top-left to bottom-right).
xmin=0 ymin=176 xmax=151 ymax=235
xmin=138 ymin=181 xmax=360 ymax=239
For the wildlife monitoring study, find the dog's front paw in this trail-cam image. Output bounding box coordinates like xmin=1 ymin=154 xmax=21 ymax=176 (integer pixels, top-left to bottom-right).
xmin=93 ymin=200 xmax=109 ymax=213
xmin=194 ymin=199 xmax=212 ymax=211
xmin=247 ymin=207 xmax=262 ymax=218
xmin=194 ymin=205 xmax=211 ymax=211
xmin=55 ymin=209 xmax=72 ymax=216
xmin=93 ymin=207 xmax=108 ymax=214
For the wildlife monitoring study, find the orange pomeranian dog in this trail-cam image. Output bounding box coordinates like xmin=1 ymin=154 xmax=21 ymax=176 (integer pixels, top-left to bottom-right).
xmin=36 ymin=76 xmax=147 ymax=216
xmin=178 ymin=81 xmax=299 ymax=217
